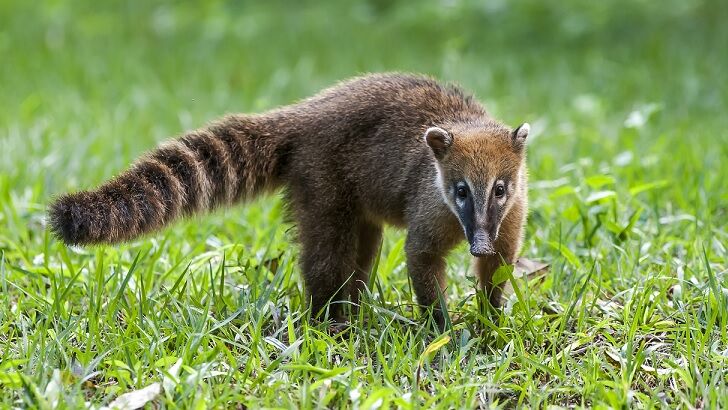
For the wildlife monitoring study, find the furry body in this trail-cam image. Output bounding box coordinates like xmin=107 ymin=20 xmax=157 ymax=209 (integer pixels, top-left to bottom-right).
xmin=49 ymin=73 xmax=529 ymax=327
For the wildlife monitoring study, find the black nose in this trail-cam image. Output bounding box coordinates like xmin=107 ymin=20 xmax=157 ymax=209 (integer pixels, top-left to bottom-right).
xmin=470 ymin=243 xmax=495 ymax=257
xmin=469 ymin=229 xmax=495 ymax=257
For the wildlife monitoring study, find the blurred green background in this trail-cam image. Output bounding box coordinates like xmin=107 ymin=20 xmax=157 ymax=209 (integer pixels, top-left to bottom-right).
xmin=1 ymin=0 xmax=726 ymax=191
xmin=1 ymin=0 xmax=727 ymax=407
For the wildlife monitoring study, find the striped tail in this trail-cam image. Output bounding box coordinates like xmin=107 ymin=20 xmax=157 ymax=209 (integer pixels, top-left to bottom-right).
xmin=48 ymin=114 xmax=283 ymax=245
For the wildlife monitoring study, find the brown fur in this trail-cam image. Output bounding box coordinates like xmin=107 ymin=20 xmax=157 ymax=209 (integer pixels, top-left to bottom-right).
xmin=48 ymin=73 xmax=529 ymax=328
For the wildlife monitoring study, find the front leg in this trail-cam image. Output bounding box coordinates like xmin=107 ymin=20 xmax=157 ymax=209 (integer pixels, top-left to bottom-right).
xmin=476 ymin=204 xmax=525 ymax=307
xmin=405 ymin=229 xmax=455 ymax=330
xmin=406 ymin=250 xmax=447 ymax=328
xmin=475 ymin=253 xmax=512 ymax=308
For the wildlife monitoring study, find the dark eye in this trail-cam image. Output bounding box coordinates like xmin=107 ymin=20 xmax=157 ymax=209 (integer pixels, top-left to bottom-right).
xmin=494 ymin=183 xmax=506 ymax=198
xmin=456 ymin=185 xmax=468 ymax=199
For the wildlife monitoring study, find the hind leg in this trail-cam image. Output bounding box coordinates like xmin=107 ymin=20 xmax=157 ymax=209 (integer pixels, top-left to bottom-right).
xmin=296 ymin=206 xmax=360 ymax=323
xmin=351 ymin=221 xmax=383 ymax=306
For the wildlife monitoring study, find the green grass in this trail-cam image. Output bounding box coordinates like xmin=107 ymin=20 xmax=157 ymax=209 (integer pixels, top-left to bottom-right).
xmin=1 ymin=0 xmax=727 ymax=408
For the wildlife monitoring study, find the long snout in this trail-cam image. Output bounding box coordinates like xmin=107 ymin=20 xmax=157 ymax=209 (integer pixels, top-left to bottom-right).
xmin=469 ymin=229 xmax=495 ymax=257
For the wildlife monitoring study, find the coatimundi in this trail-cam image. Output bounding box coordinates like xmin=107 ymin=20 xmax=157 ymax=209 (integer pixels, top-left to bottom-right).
xmin=48 ymin=73 xmax=529 ymax=328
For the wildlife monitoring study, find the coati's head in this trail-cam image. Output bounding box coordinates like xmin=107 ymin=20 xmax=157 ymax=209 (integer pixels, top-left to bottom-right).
xmin=424 ymin=121 xmax=529 ymax=257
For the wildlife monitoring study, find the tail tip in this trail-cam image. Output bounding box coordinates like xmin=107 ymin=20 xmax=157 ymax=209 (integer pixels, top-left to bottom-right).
xmin=48 ymin=194 xmax=88 ymax=246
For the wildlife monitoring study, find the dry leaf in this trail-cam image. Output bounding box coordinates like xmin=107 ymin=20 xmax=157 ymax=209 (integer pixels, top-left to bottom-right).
xmin=100 ymin=382 xmax=161 ymax=410
xmin=501 ymin=258 xmax=549 ymax=301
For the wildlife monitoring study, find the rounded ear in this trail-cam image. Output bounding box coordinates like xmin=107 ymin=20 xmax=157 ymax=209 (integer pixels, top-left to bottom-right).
xmin=512 ymin=122 xmax=530 ymax=149
xmin=424 ymin=127 xmax=452 ymax=160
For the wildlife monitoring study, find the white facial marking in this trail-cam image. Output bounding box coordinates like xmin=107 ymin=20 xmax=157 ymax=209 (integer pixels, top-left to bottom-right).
xmin=433 ymin=163 xmax=457 ymax=214
xmin=464 ymin=177 xmax=476 ymax=195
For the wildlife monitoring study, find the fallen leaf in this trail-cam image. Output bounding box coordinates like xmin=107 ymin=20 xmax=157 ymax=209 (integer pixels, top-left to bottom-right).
xmin=162 ymin=359 xmax=183 ymax=396
xmin=43 ymin=369 xmax=63 ymax=408
xmin=514 ymin=258 xmax=549 ymax=278
xmin=416 ymin=335 xmax=451 ymax=386
xmin=100 ymin=382 xmax=161 ymax=410
xmin=501 ymin=258 xmax=549 ymax=301
xmin=640 ymin=363 xmax=673 ymax=376
xmin=421 ymin=335 xmax=451 ymax=358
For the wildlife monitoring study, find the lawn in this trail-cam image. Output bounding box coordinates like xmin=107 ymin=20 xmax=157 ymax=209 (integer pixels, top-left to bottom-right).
xmin=1 ymin=0 xmax=727 ymax=408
